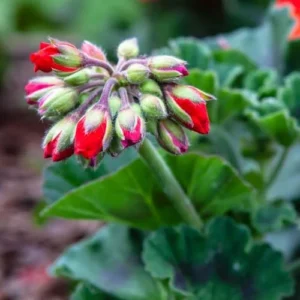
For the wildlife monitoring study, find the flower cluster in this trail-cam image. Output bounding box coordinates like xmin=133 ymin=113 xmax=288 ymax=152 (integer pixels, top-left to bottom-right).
xmin=25 ymin=38 xmax=215 ymax=167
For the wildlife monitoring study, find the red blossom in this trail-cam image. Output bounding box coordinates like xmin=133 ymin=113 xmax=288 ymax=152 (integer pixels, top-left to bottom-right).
xmin=121 ymin=117 xmax=143 ymax=147
xmin=276 ymin=0 xmax=300 ymax=39
xmin=44 ymin=134 xmax=74 ymax=161
xmin=30 ymin=42 xmax=78 ymax=73
xmin=175 ymin=97 xmax=210 ymax=134
xmin=25 ymin=82 xmax=53 ymax=95
xmin=74 ymin=114 xmax=109 ymax=159
xmin=165 ymin=85 xmax=211 ymax=135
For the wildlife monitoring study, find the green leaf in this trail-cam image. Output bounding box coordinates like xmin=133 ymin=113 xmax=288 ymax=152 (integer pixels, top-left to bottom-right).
xmin=243 ymin=69 xmax=278 ymax=98
xmin=213 ymin=49 xmax=257 ymax=72
xmin=43 ymin=150 xmax=137 ymax=204
xmin=52 ymin=224 xmax=167 ymax=300
xmin=249 ymin=109 xmax=300 ymax=147
xmin=282 ymin=72 xmax=300 ymax=112
xmin=41 ymin=153 xmax=254 ymax=229
xmin=268 ymin=143 xmax=300 ymax=201
xmin=184 ymin=69 xmax=218 ymax=94
xmin=214 ymin=88 xmax=250 ymax=123
xmin=252 ymin=201 xmax=298 ymax=234
xmin=143 ymin=217 xmax=294 ymax=299
xmin=155 ymin=37 xmax=212 ymax=70
xmin=71 ymin=283 xmax=116 ymax=300
xmin=212 ymin=64 xmax=244 ymax=88
xmin=205 ymin=8 xmax=293 ymax=70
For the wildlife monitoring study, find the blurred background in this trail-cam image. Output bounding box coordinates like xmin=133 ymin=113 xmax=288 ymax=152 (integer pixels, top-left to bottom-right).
xmin=0 ymin=0 xmax=294 ymax=299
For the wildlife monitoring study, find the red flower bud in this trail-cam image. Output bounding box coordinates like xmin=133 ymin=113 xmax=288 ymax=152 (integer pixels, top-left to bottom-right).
xmin=81 ymin=41 xmax=107 ymax=61
xmin=157 ymin=119 xmax=189 ymax=155
xmin=115 ymin=107 xmax=145 ymax=148
xmin=74 ymin=105 xmax=113 ymax=159
xmin=43 ymin=118 xmax=76 ymax=161
xmin=30 ymin=41 xmax=79 ymax=73
xmin=148 ymin=55 xmax=188 ymax=81
xmin=25 ymin=77 xmax=64 ymax=104
xmin=165 ymin=84 xmax=215 ymax=134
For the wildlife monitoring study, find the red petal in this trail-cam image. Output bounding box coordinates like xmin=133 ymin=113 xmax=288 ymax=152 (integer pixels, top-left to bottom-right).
xmin=121 ymin=118 xmax=143 ymax=147
xmin=40 ymin=42 xmax=51 ymax=49
xmin=43 ymin=136 xmax=58 ymax=158
xmin=52 ymin=146 xmax=74 ymax=161
xmin=74 ymin=117 xmax=107 ymax=159
xmin=174 ymin=97 xmax=210 ymax=134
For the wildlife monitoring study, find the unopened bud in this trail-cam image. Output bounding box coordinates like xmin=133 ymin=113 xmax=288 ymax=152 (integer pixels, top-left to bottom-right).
xmin=43 ymin=117 xmax=76 ymax=161
xmin=157 ymin=119 xmax=189 ymax=155
xmin=108 ymin=136 xmax=124 ymax=157
xmin=52 ymin=54 xmax=82 ymax=69
xmin=64 ymin=69 xmax=92 ymax=85
xmin=164 ymin=84 xmax=213 ymax=134
xmin=74 ymin=104 xmax=113 ymax=159
xmin=124 ymin=63 xmax=149 ymax=84
xmin=148 ymin=55 xmax=188 ymax=81
xmin=117 ymin=38 xmax=139 ymax=59
xmin=38 ymin=87 xmax=78 ymax=117
xmin=140 ymin=94 xmax=167 ymax=119
xmin=115 ymin=106 xmax=145 ymax=147
xmin=108 ymin=94 xmax=122 ymax=118
xmin=140 ymin=79 xmax=163 ymax=97
xmin=25 ymin=76 xmax=64 ymax=105
xmin=81 ymin=40 xmax=107 ymax=61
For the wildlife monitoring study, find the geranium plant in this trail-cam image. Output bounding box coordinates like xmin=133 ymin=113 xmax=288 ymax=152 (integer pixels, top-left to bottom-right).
xmin=24 ymin=6 xmax=300 ymax=300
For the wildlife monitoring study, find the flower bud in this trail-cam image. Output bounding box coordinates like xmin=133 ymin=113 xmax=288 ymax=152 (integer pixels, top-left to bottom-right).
xmin=115 ymin=106 xmax=145 ymax=147
xmin=108 ymin=94 xmax=122 ymax=118
xmin=74 ymin=104 xmax=113 ymax=159
xmin=148 ymin=55 xmax=188 ymax=81
xmin=64 ymin=69 xmax=92 ymax=86
xmin=43 ymin=117 xmax=76 ymax=161
xmin=25 ymin=76 xmax=64 ymax=105
xmin=30 ymin=40 xmax=79 ymax=73
xmin=157 ymin=119 xmax=189 ymax=155
xmin=117 ymin=38 xmax=139 ymax=59
xmin=165 ymin=84 xmax=213 ymax=134
xmin=140 ymin=94 xmax=167 ymax=119
xmin=108 ymin=136 xmax=125 ymax=157
xmin=38 ymin=87 xmax=78 ymax=117
xmin=52 ymin=54 xmax=82 ymax=69
xmin=124 ymin=63 xmax=150 ymax=84
xmin=140 ymin=79 xmax=163 ymax=97
xmin=81 ymin=40 xmax=107 ymax=61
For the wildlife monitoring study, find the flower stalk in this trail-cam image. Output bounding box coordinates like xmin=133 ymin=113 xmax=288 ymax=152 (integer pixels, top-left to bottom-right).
xmin=138 ymin=138 xmax=203 ymax=229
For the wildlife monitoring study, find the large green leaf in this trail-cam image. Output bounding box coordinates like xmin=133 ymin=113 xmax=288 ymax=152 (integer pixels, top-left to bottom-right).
xmin=41 ymin=153 xmax=254 ymax=229
xmin=212 ymin=49 xmax=257 ymax=72
xmin=268 ymin=143 xmax=300 ymax=201
xmin=52 ymin=224 xmax=167 ymax=300
xmin=143 ymin=217 xmax=294 ymax=299
xmin=214 ymin=88 xmax=250 ymax=123
xmin=154 ymin=37 xmax=212 ymax=70
xmin=252 ymin=201 xmax=298 ymax=234
xmin=249 ymin=109 xmax=300 ymax=147
xmin=43 ymin=150 xmax=137 ymax=204
xmin=184 ymin=69 xmax=218 ymax=94
xmin=205 ymin=8 xmax=293 ymax=70
xmin=71 ymin=283 xmax=117 ymax=300
xmin=243 ymin=69 xmax=278 ymax=98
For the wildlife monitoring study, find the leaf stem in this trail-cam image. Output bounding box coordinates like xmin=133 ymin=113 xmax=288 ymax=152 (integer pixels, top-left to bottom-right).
xmin=138 ymin=138 xmax=203 ymax=229
xmin=266 ymin=147 xmax=290 ymax=190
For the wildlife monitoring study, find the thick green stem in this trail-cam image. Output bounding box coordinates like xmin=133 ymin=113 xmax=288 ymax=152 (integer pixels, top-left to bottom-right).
xmin=138 ymin=138 xmax=203 ymax=229
xmin=266 ymin=147 xmax=290 ymax=190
